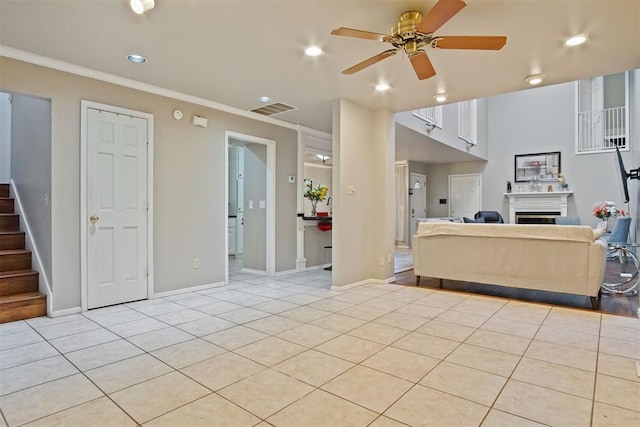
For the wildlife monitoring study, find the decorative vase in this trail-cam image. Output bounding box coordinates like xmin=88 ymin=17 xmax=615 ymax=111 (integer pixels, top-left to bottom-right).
xmin=310 ymin=199 xmax=318 ymax=217
xmin=596 ymin=219 xmax=608 ymax=232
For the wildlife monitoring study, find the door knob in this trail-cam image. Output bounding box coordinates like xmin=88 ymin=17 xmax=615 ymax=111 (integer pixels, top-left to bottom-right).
xmin=89 ymin=215 xmax=99 ymax=224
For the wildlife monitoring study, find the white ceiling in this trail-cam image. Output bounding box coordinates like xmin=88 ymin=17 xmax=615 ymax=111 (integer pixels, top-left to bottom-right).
xmin=1 ymin=0 xmax=639 ymax=138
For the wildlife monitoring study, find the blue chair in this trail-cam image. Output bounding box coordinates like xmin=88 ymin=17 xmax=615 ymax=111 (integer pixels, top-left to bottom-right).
xmin=555 ymin=216 xmax=581 ymax=225
xmin=606 ymin=216 xmax=631 ymax=245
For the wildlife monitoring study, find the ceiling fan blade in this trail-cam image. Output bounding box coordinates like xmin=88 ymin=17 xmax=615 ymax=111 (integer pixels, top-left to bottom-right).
xmin=331 ymin=27 xmax=392 ymax=43
xmin=342 ymin=49 xmax=398 ymax=75
xmin=409 ymin=50 xmax=436 ymax=80
xmin=416 ymin=0 xmax=467 ymax=35
xmin=433 ymin=36 xmax=507 ymax=50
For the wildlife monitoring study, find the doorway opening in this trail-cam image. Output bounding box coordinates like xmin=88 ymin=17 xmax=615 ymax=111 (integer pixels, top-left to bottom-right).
xmin=225 ymin=131 xmax=275 ymax=280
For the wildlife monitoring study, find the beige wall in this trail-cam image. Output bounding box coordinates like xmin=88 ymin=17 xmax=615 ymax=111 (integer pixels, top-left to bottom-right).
xmin=0 ymin=57 xmax=298 ymax=312
xmin=332 ymin=100 xmax=395 ymax=287
xmin=9 ymin=94 xmax=52 ymax=288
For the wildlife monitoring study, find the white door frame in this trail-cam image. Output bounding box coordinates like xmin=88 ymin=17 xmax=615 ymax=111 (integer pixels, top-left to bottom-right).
xmin=224 ymin=131 xmax=276 ymax=281
xmin=80 ymin=100 xmax=154 ymax=312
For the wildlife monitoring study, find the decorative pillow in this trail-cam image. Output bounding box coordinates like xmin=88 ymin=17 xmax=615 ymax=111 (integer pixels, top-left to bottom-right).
xmin=463 ymin=216 xmax=485 ymax=223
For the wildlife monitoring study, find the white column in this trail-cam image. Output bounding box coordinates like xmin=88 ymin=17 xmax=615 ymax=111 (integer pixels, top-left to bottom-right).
xmin=296 ymin=217 xmax=307 ymax=270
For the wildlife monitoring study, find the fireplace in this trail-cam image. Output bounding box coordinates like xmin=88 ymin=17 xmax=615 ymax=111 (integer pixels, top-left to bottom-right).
xmin=505 ymin=191 xmax=573 ymax=224
xmin=515 ymin=212 xmax=559 ymax=224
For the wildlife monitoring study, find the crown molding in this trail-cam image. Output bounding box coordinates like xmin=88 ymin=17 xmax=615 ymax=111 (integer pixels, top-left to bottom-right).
xmin=0 ymin=45 xmax=299 ymax=131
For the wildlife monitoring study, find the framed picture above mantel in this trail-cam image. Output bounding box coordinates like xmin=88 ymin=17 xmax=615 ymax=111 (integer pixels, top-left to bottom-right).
xmin=514 ymin=151 xmax=561 ymax=182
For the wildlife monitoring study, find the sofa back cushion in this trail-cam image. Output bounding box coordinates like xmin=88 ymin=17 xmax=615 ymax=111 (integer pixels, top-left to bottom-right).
xmin=416 ymin=222 xmax=599 ymax=243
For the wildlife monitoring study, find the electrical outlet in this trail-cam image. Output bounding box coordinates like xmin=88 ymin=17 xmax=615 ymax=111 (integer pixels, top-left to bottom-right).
xmin=193 ymin=258 xmax=200 ymax=269
xmin=378 ymin=256 xmax=384 ymax=266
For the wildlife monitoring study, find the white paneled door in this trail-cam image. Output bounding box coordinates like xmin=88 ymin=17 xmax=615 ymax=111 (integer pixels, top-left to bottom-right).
xmin=449 ymin=173 xmax=482 ymax=219
xmin=409 ymin=172 xmax=427 ymax=239
xmin=87 ymin=108 xmax=148 ymax=309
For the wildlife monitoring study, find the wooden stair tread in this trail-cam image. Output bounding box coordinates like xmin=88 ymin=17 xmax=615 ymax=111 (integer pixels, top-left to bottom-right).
xmin=0 ymin=249 xmax=30 ymax=255
xmin=0 ymin=269 xmax=38 ymax=278
xmin=0 ymin=291 xmax=45 ymax=304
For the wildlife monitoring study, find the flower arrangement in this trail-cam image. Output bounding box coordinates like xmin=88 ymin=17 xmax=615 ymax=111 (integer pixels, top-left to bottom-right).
xmin=304 ymin=183 xmax=328 ymax=201
xmin=592 ymin=201 xmax=627 ymax=220
xmin=304 ymin=183 xmax=328 ymax=216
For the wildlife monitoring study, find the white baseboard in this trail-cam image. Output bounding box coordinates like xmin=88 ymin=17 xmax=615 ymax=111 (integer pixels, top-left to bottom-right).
xmin=330 ymin=276 xmax=395 ymax=291
xmin=152 ymin=281 xmax=225 ymax=298
xmin=51 ymin=307 xmax=82 ymax=317
xmin=331 ymin=279 xmax=373 ymax=291
xmin=287 ymin=264 xmax=331 ymax=275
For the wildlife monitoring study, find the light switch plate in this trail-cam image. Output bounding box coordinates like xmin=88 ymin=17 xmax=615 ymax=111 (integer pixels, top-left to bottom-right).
xmin=248 ymin=200 xmax=253 ymax=209
xmin=259 ymin=200 xmax=266 ymax=209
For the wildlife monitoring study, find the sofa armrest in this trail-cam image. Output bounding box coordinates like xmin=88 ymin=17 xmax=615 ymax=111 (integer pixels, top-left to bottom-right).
xmin=588 ymin=238 xmax=608 ymax=296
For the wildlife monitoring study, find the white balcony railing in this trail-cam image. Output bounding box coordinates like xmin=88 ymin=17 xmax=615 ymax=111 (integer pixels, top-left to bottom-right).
xmin=577 ymin=106 xmax=627 ymax=153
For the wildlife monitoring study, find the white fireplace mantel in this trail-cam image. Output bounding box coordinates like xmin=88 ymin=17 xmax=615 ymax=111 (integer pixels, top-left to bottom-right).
xmin=504 ymin=191 xmax=573 ymax=224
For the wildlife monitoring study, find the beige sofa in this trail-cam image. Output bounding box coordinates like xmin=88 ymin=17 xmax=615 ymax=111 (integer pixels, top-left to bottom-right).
xmin=412 ymin=222 xmax=608 ymax=308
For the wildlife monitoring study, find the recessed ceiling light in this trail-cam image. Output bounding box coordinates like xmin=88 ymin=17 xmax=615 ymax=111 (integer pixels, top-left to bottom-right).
xmin=126 ymin=54 xmax=148 ymax=64
xmin=433 ymin=93 xmax=448 ymax=103
xmin=525 ymin=74 xmax=545 ymax=85
xmin=130 ymin=0 xmax=155 ymax=14
xmin=304 ymin=46 xmax=323 ymax=57
xmin=375 ymin=83 xmax=391 ymax=92
xmin=257 ymin=96 xmax=272 ymax=103
xmin=564 ymin=34 xmax=588 ymax=47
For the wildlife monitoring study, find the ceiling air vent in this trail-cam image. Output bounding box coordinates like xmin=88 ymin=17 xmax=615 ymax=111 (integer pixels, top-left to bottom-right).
xmin=250 ymin=102 xmax=297 ymax=116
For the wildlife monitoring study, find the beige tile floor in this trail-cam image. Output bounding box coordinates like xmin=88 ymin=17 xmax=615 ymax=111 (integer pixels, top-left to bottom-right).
xmin=1 ymin=267 xmax=639 ymax=426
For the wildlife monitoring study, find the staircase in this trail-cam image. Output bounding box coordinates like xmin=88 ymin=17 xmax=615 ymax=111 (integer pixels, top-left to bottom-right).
xmin=0 ymin=183 xmax=46 ymax=323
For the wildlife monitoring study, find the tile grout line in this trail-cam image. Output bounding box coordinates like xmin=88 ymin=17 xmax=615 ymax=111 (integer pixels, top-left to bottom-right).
xmin=475 ymin=301 xmax=553 ymax=426
xmin=3 ymin=271 xmax=635 ymax=426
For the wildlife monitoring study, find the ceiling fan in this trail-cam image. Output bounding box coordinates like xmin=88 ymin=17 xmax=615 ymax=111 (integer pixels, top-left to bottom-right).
xmin=331 ymin=0 xmax=507 ymax=80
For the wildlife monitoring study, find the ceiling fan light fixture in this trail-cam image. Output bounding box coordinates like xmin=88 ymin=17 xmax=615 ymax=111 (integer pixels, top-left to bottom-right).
xmin=304 ymin=46 xmax=323 ymax=57
xmin=524 ymin=74 xmax=545 ymax=85
xmin=130 ymin=0 xmax=155 ymax=14
xmin=316 ymin=153 xmax=331 ymax=162
xmin=433 ymin=93 xmax=448 ymax=103
xmin=375 ymin=83 xmax=391 ymax=92
xmin=564 ymin=34 xmax=588 ymax=47
xmin=126 ymin=54 xmax=148 ymax=64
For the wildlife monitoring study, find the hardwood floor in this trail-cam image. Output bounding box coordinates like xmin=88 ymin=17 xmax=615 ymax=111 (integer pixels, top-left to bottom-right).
xmin=393 ymin=269 xmax=639 ymax=317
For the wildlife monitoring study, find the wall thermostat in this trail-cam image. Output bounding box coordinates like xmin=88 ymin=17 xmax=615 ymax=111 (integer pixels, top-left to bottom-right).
xmin=172 ymin=109 xmax=183 ymax=120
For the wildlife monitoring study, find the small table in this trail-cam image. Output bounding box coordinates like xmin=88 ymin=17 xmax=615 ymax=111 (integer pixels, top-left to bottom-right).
xmin=601 ymin=243 xmax=639 ymax=295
